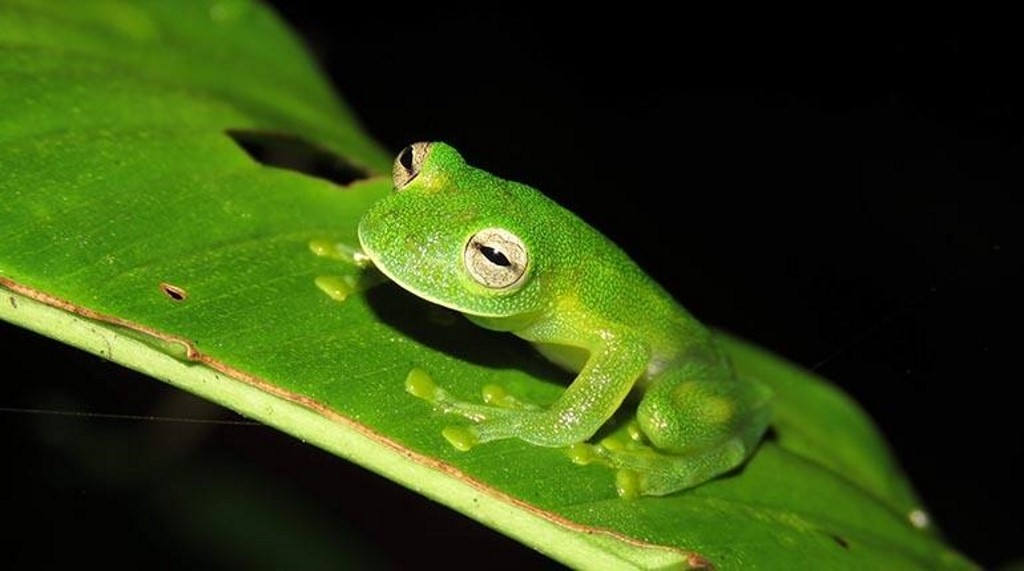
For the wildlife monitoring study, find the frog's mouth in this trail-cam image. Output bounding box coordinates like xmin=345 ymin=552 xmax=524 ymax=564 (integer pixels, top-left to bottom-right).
xmin=356 ymin=224 xmax=463 ymax=314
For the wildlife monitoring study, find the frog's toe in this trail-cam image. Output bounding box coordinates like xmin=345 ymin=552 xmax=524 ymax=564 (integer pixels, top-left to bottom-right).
xmin=615 ymin=469 xmax=643 ymax=499
xmin=405 ymin=368 xmax=443 ymax=402
xmin=481 ymin=384 xmax=540 ymax=410
xmin=567 ymin=442 xmax=600 ymax=465
xmin=442 ymin=425 xmax=480 ymax=451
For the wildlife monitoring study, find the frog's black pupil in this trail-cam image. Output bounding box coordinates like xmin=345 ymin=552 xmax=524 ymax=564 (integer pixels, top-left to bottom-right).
xmin=398 ymin=146 xmax=414 ymax=172
xmin=479 ymin=245 xmax=511 ymax=267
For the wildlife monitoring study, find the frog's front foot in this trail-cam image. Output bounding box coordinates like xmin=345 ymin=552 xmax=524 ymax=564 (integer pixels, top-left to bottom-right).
xmin=404 ymin=367 xmax=610 ymax=450
xmin=405 ymin=368 xmax=544 ymax=449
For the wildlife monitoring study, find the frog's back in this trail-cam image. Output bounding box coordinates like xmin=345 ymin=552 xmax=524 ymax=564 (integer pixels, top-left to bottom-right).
xmin=517 ymin=186 xmax=710 ymax=358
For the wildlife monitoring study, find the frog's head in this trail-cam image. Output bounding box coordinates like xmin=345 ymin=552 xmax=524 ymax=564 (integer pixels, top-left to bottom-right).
xmin=358 ymin=142 xmax=549 ymax=322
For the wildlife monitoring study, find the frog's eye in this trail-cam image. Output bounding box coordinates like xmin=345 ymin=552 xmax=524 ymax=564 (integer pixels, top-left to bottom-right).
xmin=464 ymin=228 xmax=528 ymax=290
xmin=393 ymin=142 xmax=431 ymax=190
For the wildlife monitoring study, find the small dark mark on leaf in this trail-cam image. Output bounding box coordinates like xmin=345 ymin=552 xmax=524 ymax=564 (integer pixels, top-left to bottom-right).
xmin=160 ymin=283 xmax=188 ymax=302
xmin=830 ymin=534 xmax=850 ymax=549
xmin=8 ymin=296 xmax=16 ymax=309
xmin=227 ymin=129 xmax=370 ymax=187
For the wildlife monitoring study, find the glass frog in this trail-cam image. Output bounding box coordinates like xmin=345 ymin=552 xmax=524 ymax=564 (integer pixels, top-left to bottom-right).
xmin=357 ymin=142 xmax=772 ymax=497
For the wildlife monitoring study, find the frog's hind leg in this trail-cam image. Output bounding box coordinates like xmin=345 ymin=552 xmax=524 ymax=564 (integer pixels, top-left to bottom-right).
xmin=593 ymin=367 xmax=773 ymax=498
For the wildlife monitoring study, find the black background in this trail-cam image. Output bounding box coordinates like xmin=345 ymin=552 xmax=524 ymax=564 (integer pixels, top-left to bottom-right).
xmin=4 ymin=6 xmax=1020 ymax=569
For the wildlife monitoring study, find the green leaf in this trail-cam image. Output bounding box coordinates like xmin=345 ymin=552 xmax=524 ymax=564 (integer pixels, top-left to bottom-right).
xmin=0 ymin=1 xmax=977 ymax=568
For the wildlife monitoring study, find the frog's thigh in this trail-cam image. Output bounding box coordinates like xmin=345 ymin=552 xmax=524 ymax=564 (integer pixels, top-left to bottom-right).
xmin=637 ymin=369 xmax=770 ymax=456
xmin=608 ymin=371 xmax=772 ymax=496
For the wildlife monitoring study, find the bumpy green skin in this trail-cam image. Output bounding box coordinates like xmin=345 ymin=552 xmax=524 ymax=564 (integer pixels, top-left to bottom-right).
xmin=358 ymin=143 xmax=772 ymax=497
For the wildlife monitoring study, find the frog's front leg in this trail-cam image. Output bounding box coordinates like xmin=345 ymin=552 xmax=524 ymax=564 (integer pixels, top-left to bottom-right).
xmin=413 ymin=335 xmax=650 ymax=450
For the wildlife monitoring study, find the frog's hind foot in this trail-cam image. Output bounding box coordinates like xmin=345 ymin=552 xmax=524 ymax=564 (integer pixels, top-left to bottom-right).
xmin=569 ymin=422 xmax=754 ymax=499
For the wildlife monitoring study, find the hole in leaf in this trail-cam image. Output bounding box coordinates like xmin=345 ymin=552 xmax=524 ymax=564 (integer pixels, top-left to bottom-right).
xmin=686 ymin=553 xmax=713 ymax=569
xmin=160 ymin=283 xmax=188 ymax=302
xmin=227 ymin=130 xmax=370 ymax=186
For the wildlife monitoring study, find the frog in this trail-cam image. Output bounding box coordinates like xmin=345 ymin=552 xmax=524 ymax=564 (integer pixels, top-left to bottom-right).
xmin=357 ymin=142 xmax=772 ymax=497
